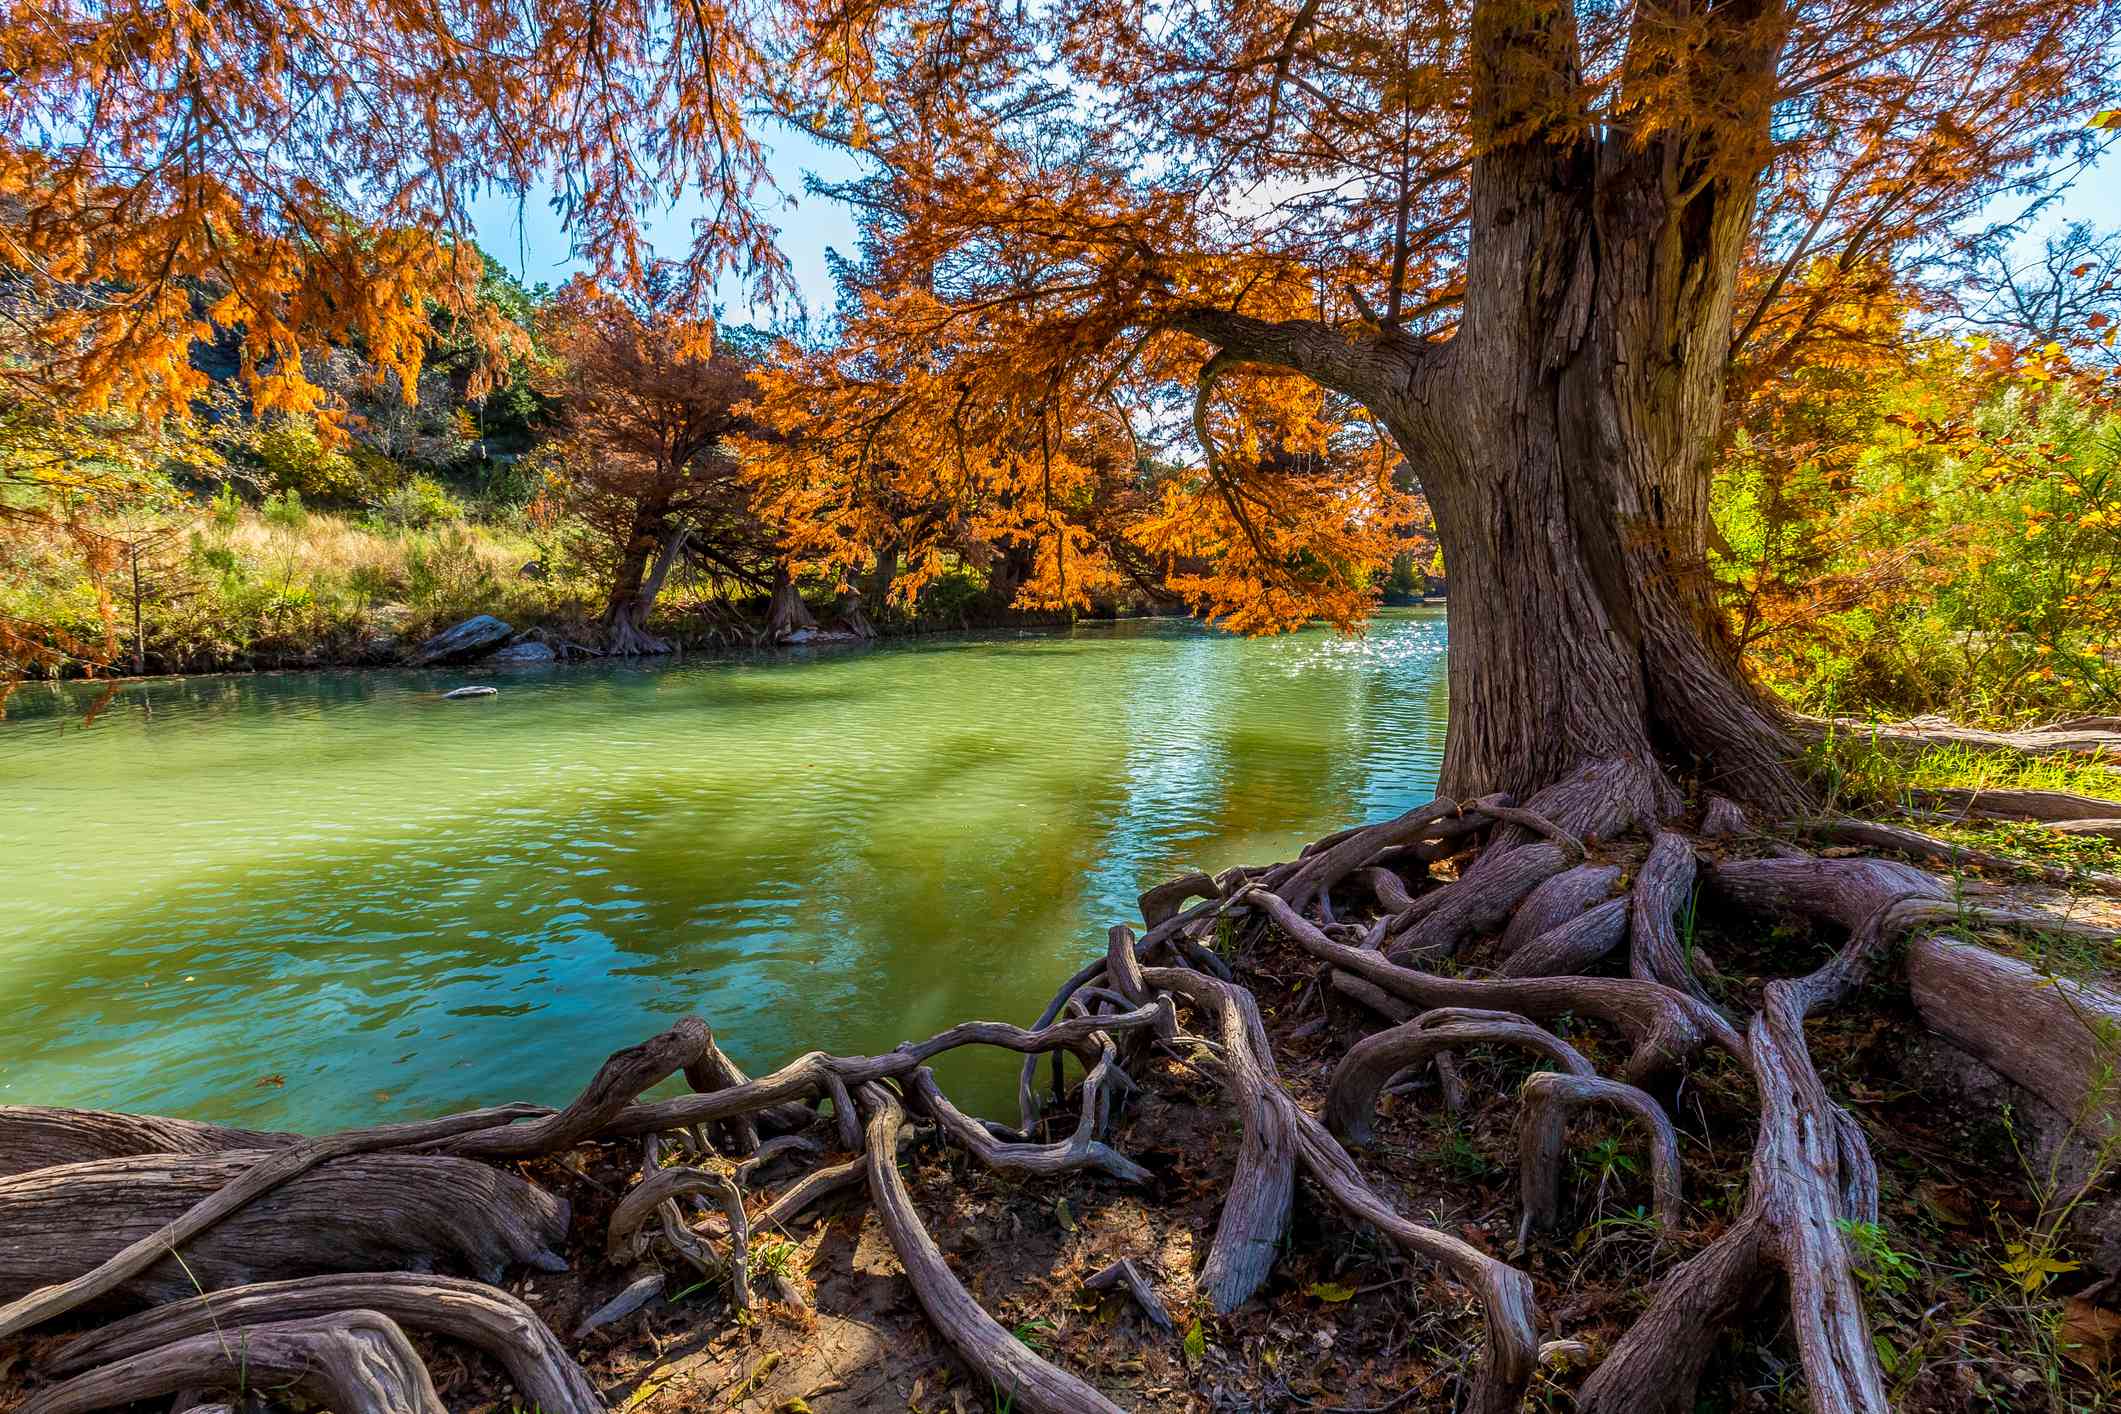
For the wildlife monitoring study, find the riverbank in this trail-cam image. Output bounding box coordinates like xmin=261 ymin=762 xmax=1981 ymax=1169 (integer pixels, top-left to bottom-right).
xmin=4 ymin=501 xmax=1197 ymax=687
xmin=4 ymin=778 xmax=2119 ymax=1414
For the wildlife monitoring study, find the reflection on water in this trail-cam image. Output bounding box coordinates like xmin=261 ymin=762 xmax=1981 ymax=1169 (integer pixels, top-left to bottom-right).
xmin=0 ymin=610 xmax=1448 ymax=1129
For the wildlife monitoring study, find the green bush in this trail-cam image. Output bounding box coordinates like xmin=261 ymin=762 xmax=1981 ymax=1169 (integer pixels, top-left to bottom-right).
xmin=262 ymin=488 xmax=308 ymax=531
xmin=404 ymin=524 xmax=496 ymax=616
xmin=250 ymin=417 xmax=361 ymax=500
xmin=209 ymin=483 xmax=242 ymax=529
xmin=376 ymin=475 xmax=465 ymax=529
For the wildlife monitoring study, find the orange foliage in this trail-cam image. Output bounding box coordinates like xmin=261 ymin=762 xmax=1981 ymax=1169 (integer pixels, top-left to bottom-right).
xmin=5 ymin=0 xmax=2117 ymax=643
xmin=739 ymin=291 xmax=1423 ymax=628
xmin=0 ymin=0 xmax=805 ymax=422
xmin=537 ymin=274 xmax=774 ymax=616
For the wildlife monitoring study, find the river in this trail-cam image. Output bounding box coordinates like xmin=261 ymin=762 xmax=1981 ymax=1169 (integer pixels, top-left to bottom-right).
xmin=0 ymin=609 xmax=1447 ymax=1130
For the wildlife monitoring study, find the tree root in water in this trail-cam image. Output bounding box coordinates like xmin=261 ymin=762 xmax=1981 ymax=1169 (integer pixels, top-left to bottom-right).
xmin=2 ymin=757 xmax=2116 ymax=1413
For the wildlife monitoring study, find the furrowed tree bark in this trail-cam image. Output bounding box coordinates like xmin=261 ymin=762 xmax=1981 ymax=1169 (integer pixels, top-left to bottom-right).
xmin=1169 ymin=0 xmax=1806 ymax=815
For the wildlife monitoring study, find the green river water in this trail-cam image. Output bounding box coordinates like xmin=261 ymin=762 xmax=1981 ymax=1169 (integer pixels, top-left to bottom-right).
xmin=0 ymin=609 xmax=1448 ymax=1131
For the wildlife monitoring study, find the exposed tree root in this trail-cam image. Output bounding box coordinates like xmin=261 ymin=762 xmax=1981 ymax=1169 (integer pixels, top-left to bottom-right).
xmin=1514 ymin=1071 xmax=1681 ymax=1244
xmin=1911 ymin=784 xmax=2121 ymax=823
xmin=1907 ymin=934 xmax=2121 ymax=1125
xmin=1627 ymin=832 xmax=1714 ymax=1004
xmin=1497 ymin=896 xmax=1629 ymax=978
xmin=5 ymin=761 xmax=2116 ymax=1414
xmin=860 ymin=1085 xmax=1128 ymax=1414
xmin=1813 ymin=813 xmax=2121 ymax=897
xmin=52 ymin=1275 xmax=603 ymax=1414
xmin=1499 ymin=863 xmax=1621 ymax=957
xmin=1389 ymin=841 xmax=1572 ymax=960
xmin=1251 ymin=884 xmax=1745 ymax=1080
xmin=0 ymin=1108 xmax=293 ymax=1179
xmin=572 ymin=1271 xmax=664 ymax=1338
xmin=0 ymin=1110 xmax=561 ymax=1329
xmin=24 ymin=1311 xmax=445 ymax=1414
xmin=1082 ymin=1259 xmax=1174 ymax=1331
xmin=1326 ymin=1013 xmax=1593 ymax=1147
xmin=1144 ymin=966 xmax=1540 ymax=1414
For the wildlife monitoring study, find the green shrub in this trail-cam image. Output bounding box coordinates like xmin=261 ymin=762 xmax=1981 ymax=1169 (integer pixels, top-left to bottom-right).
xmin=262 ymin=488 xmax=308 ymax=531
xmin=376 ymin=475 xmax=465 ymax=529
xmin=250 ymin=417 xmax=361 ymax=500
xmin=404 ymin=524 xmax=496 ymax=615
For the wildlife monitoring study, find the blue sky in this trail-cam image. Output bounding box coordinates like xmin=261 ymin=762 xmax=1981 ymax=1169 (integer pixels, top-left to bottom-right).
xmin=467 ymin=122 xmax=868 ymax=326
xmin=468 ymin=123 xmax=2119 ymax=327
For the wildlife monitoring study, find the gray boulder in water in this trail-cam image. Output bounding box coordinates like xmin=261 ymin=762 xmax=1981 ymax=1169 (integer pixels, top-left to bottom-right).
xmin=485 ymin=640 xmax=556 ymax=665
xmin=411 ymin=615 xmax=512 ymax=665
xmin=443 ymin=685 xmax=498 ymax=699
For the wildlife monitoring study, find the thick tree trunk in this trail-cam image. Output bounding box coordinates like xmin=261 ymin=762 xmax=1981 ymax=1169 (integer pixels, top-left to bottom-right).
xmin=1383 ymin=380 xmax=1797 ymax=814
xmin=1171 ymin=0 xmax=1804 ymax=817
xmin=765 ymin=560 xmax=818 ymax=642
xmin=604 ymin=507 xmax=684 ymax=656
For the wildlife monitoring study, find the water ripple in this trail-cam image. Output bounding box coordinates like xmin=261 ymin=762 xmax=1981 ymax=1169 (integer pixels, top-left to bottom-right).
xmin=0 ymin=610 xmax=1447 ymax=1127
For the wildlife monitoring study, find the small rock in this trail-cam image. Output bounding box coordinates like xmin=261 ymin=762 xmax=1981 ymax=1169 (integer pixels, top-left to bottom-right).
xmin=485 ymin=640 xmax=556 ymax=665
xmin=519 ymin=559 xmax=548 ymax=581
xmin=443 ymin=685 xmax=498 ymax=699
xmin=412 ymin=614 xmax=513 ymax=665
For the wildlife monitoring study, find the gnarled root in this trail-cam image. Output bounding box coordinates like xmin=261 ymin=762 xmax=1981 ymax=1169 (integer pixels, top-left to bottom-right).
xmin=51 ymin=1274 xmax=601 ymax=1414
xmin=1249 ymin=885 xmax=1744 ymax=1080
xmin=25 ymin=1311 xmax=445 ymax=1414
xmin=1514 ymin=1071 xmax=1682 ymax=1247
xmin=1147 ymin=966 xmax=1540 ymax=1414
xmin=904 ymin=1055 xmax=1152 ymax=1183
xmin=860 ymin=1085 xmax=1127 ymax=1414
xmin=1579 ymin=987 xmax=1886 ymax=1414
xmin=1325 ymin=1012 xmax=1593 ymax=1147
xmin=606 ymin=1155 xmax=753 ymax=1306
xmin=0 ymin=1136 xmax=567 ymax=1324
xmin=1811 ymin=815 xmax=2121 ymax=897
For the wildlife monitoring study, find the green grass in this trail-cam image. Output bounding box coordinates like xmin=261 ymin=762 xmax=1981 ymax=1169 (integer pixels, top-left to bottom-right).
xmin=1806 ymin=729 xmax=2121 ymax=808
xmin=1804 ymin=728 xmax=2121 ymax=880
